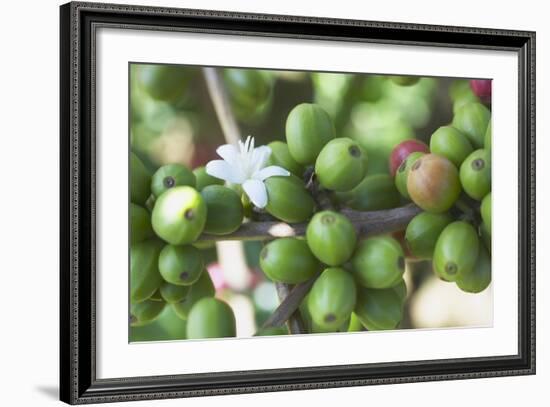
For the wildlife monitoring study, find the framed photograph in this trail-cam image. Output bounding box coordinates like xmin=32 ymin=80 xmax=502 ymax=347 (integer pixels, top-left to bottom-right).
xmin=60 ymin=1 xmax=535 ymax=404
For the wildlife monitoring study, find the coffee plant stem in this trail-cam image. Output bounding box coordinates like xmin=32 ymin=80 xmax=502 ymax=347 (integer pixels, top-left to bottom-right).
xmin=198 ymin=204 xmax=421 ymax=242
xmin=274 ymin=282 xmax=309 ymax=334
xmin=202 ymin=67 xmax=241 ymax=145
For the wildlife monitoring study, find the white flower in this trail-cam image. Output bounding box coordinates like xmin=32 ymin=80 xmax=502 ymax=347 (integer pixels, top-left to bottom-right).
xmin=206 ymin=136 xmax=290 ymax=208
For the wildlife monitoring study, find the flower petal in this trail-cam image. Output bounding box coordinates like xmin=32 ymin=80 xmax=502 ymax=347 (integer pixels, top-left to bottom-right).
xmin=242 ymin=179 xmax=268 ymax=208
xmin=251 ymin=145 xmax=272 ymax=173
xmin=216 ymin=144 xmax=239 ymax=165
xmin=254 ymin=165 xmax=290 ymax=181
xmin=206 ymin=160 xmax=244 ymax=184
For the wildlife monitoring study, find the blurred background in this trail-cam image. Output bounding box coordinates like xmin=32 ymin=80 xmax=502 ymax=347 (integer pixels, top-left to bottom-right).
xmin=129 ymin=64 xmax=492 ymax=342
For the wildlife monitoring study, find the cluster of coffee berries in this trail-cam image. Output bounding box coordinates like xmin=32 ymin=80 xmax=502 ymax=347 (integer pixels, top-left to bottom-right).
xmin=130 ymin=155 xmax=240 ymax=339
xmin=394 ymin=96 xmax=492 ymax=293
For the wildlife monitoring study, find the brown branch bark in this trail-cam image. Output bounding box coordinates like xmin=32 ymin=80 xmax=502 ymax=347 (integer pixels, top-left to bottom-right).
xmin=199 ymin=204 xmax=421 ymax=242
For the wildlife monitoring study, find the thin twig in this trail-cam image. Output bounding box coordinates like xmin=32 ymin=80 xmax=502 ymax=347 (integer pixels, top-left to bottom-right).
xmin=263 ymin=276 xmax=319 ymax=330
xmin=198 ymin=204 xmax=421 ymax=242
xmin=275 ymin=283 xmax=308 ymax=334
xmin=202 ymin=67 xmax=241 ymax=145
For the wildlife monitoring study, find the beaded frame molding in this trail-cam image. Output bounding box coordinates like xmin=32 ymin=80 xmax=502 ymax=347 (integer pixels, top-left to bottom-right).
xmin=60 ymin=1 xmax=536 ymax=404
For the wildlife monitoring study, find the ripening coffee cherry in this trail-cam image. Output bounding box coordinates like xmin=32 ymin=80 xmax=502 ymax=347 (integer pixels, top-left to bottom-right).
xmin=186 ymin=298 xmax=236 ymax=339
xmin=130 ymin=152 xmax=152 ymax=206
xmin=193 ymin=166 xmax=224 ymax=191
xmin=158 ymin=244 xmax=204 ymax=286
xmin=130 ymin=239 xmax=164 ymax=303
xmin=201 ymin=185 xmax=243 ymax=235
xmin=481 ymin=192 xmax=491 ymax=231
xmin=306 ymin=211 xmax=357 ymax=266
xmin=456 ymin=243 xmax=491 ymax=293
xmin=151 ymin=164 xmax=196 ymax=198
xmin=260 ymin=238 xmax=319 ymax=284
xmin=171 ymin=270 xmax=215 ymax=320
xmin=130 ymin=299 xmax=166 ymax=327
xmin=389 ymin=139 xmax=429 ymax=177
xmin=351 ymin=236 xmax=405 ymax=289
xmin=130 ymin=203 xmax=154 ymax=245
xmin=151 ymin=186 xmax=207 ymax=245
xmin=394 ymin=151 xmax=424 ymax=199
xmin=159 ymin=281 xmax=190 ymax=303
xmin=459 ymin=149 xmax=491 ymax=200
xmin=470 ymin=79 xmax=492 ymax=104
xmin=315 ymin=138 xmax=368 ymax=192
xmin=484 ymin=121 xmax=492 ymax=151
xmin=336 ymin=174 xmax=401 ymax=211
xmin=407 ymin=154 xmax=461 ymax=213
xmin=452 ymin=102 xmax=491 ymax=149
xmin=390 ymin=76 xmax=420 ymax=86
xmin=404 ymin=212 xmax=453 ymax=259
xmin=264 ymin=175 xmax=315 ymax=223
xmin=138 ymin=64 xmax=193 ymax=101
xmin=429 ymin=126 xmax=474 ymax=168
xmin=354 ymin=286 xmax=404 ymax=330
xmin=433 ymin=221 xmax=479 ymax=281
xmin=308 ymin=268 xmax=357 ymax=331
xmin=285 ymin=103 xmax=335 ymax=165
xmin=223 ymin=69 xmax=272 ymax=111
xmin=266 ymin=141 xmax=305 ymax=177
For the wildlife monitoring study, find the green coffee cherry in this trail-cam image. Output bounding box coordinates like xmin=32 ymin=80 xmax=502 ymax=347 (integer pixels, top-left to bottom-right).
xmin=130 ymin=152 xmax=152 ymax=206
xmin=351 ymin=236 xmax=405 ymax=289
xmin=224 ymin=69 xmax=272 ymax=110
xmin=306 ymin=211 xmax=357 ymax=266
xmin=171 ymin=270 xmax=215 ymax=320
xmin=285 ymin=103 xmax=335 ymax=165
xmin=151 ymin=186 xmax=207 ymax=244
xmin=259 ymin=238 xmax=319 ymax=284
xmin=390 ymin=76 xmax=420 ymax=86
xmin=459 ymin=149 xmax=491 ymax=200
xmin=336 ymin=174 xmax=401 ymax=211
xmin=158 ymin=244 xmax=204 ymax=286
xmin=159 ymin=282 xmax=190 ymax=303
xmin=481 ymin=192 xmax=491 ymax=231
xmin=315 ymin=138 xmax=368 ymax=192
xmin=130 ymin=299 xmax=166 ymax=327
xmin=456 ymin=243 xmax=491 ymax=293
xmin=480 ymin=221 xmax=491 ymax=253
xmin=404 ymin=212 xmax=453 ymax=259
xmin=394 ymin=151 xmax=424 ymax=199
xmin=392 ymin=279 xmax=408 ymax=303
xmin=266 ymin=141 xmax=305 ymax=177
xmin=355 ymin=287 xmax=404 ymax=330
xmin=130 ymin=239 xmax=164 ymax=303
xmin=407 ymin=154 xmax=461 ymax=213
xmin=201 ymin=185 xmax=243 ymax=235
xmin=186 ymin=298 xmax=236 ymax=339
xmin=484 ymin=121 xmax=492 ymax=150
xmin=347 ymin=312 xmax=365 ymax=332
xmin=429 ymin=126 xmax=473 ymax=167
xmin=130 ymin=203 xmax=154 ymax=245
xmin=149 ymin=289 xmax=163 ymax=302
xmin=193 ymin=166 xmax=224 ymax=191
xmin=138 ymin=65 xmax=193 ymax=102
xmin=264 ymin=175 xmax=314 ymax=223
xmin=452 ymin=102 xmax=491 ymax=149
xmin=433 ymin=221 xmax=479 ymax=281
xmin=151 ymin=164 xmax=196 ymax=198
xmin=308 ymin=268 xmax=357 ymax=331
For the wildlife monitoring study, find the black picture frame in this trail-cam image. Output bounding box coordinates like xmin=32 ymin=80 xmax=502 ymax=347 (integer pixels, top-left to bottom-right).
xmin=60 ymin=1 xmax=536 ymax=404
